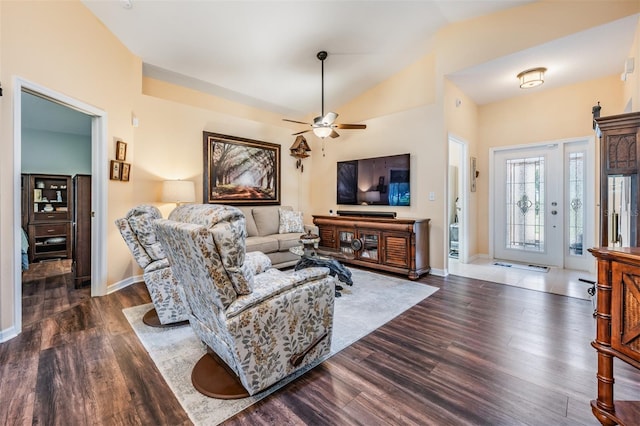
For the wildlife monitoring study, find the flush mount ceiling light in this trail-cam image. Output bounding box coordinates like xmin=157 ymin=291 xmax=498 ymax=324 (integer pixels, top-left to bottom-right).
xmin=517 ymin=67 xmax=547 ymax=89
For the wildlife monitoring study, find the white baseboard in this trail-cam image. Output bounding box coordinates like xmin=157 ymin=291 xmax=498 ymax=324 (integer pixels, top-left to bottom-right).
xmin=107 ymin=274 xmax=143 ymax=294
xmin=429 ymin=267 xmax=446 ymax=277
xmin=0 ymin=325 xmax=19 ymax=343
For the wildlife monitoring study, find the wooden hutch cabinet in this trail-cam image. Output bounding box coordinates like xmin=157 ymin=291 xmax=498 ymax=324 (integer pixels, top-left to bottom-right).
xmin=22 ymin=174 xmax=73 ymax=263
xmin=313 ymin=215 xmax=430 ymax=279
xmin=588 ymin=247 xmax=640 ymax=425
xmin=595 ymin=111 xmax=640 ymax=247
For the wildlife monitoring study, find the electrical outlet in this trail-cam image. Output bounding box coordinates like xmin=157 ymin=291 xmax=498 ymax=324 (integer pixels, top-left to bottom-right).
xmin=429 ymin=192 xmax=435 ymax=201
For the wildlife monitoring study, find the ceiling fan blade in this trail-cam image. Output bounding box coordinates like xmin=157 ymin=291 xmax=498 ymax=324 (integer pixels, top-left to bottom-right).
xmin=335 ymin=123 xmax=366 ymax=130
xmin=292 ymin=129 xmax=312 ymax=136
xmin=283 ymin=118 xmax=312 ymax=126
xmin=330 ymin=130 xmax=340 ymax=138
xmin=323 ymin=112 xmax=338 ymax=125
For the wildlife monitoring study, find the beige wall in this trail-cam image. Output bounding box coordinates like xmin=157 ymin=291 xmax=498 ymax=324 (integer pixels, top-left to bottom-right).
xmin=623 ymin=16 xmax=640 ymax=111
xmin=444 ymin=80 xmax=479 ymax=257
xmin=1 ymin=1 xmax=138 ymax=332
xmin=0 ymin=1 xmax=308 ymax=334
xmin=476 ymin=75 xmax=625 ymax=255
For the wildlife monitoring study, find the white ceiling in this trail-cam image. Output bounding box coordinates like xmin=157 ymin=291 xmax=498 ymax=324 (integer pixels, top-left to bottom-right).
xmin=448 ymin=15 xmax=639 ymax=105
xmin=31 ymin=1 xmax=638 ymax=133
xmin=81 ymin=0 xmax=553 ymax=118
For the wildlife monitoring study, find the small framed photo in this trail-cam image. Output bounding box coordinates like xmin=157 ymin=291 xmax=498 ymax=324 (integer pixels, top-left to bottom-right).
xmin=110 ymin=160 xmax=121 ymax=180
xmin=121 ymin=162 xmax=131 ymax=182
xmin=116 ymin=140 xmax=127 ymax=161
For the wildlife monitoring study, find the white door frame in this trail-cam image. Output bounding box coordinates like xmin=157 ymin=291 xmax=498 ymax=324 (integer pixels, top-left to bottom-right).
xmin=489 ymin=136 xmax=595 ymax=271
xmin=12 ymin=77 xmax=108 ymax=337
xmin=447 ymin=134 xmax=469 ymax=265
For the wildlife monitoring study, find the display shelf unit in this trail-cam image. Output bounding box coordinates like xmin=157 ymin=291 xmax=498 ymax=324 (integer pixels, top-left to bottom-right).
xmin=313 ymin=215 xmax=430 ymax=280
xmin=23 ymin=174 xmax=73 ymax=263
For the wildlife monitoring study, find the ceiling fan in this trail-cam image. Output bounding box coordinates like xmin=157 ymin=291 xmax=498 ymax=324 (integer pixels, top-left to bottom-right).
xmin=283 ymin=51 xmax=366 ymax=139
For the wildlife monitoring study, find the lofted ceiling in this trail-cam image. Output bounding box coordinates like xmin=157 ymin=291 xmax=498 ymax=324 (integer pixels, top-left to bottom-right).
xmin=36 ymin=1 xmax=638 ymax=133
xmin=81 ymin=0 xmax=552 ymax=118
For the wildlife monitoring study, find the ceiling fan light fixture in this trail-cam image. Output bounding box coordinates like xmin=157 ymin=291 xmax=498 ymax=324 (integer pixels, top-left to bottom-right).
xmin=517 ymin=67 xmax=547 ymax=89
xmin=313 ymin=126 xmax=333 ymax=138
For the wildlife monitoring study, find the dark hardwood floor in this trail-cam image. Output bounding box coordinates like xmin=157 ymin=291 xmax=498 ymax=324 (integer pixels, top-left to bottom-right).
xmin=2 ymin=270 xmax=639 ymax=425
xmin=21 ymin=259 xmax=91 ymax=327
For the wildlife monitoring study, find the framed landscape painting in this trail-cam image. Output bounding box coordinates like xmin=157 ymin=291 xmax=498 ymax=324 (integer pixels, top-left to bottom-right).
xmin=203 ymin=132 xmax=281 ymax=205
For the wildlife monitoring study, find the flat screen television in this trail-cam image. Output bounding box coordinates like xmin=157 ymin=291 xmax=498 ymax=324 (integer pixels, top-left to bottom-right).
xmin=337 ymin=153 xmax=410 ymax=206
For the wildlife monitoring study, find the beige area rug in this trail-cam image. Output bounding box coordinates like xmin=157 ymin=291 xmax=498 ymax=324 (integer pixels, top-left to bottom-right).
xmin=123 ymin=268 xmax=438 ymax=425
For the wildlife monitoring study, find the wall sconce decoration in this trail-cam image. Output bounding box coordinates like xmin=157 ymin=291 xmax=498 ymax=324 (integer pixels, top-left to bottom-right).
xmin=289 ymin=135 xmax=311 ymax=172
xmin=470 ymin=156 xmax=478 ymax=192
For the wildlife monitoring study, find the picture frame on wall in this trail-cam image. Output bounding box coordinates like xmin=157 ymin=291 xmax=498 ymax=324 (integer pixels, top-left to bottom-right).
xmin=116 ymin=140 xmax=127 ymax=161
xmin=203 ymin=131 xmax=281 ymax=205
xmin=110 ymin=160 xmax=121 ymax=180
xmin=121 ymin=163 xmax=131 ymax=182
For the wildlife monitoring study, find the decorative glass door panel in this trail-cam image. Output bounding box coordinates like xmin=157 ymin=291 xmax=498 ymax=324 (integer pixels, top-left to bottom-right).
xmin=568 ymin=152 xmax=584 ymax=255
xmin=505 ymin=156 xmax=545 ymax=253
xmin=494 ymin=141 xmax=592 ymax=270
xmin=359 ymin=231 xmax=379 ymax=262
xmin=494 ymin=146 xmax=562 ymax=267
xmin=338 ymin=229 xmax=356 ymax=254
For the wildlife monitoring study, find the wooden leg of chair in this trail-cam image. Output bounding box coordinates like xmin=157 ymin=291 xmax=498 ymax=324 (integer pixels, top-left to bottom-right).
xmin=142 ymin=308 xmax=189 ymax=328
xmin=191 ymin=350 xmax=250 ymax=399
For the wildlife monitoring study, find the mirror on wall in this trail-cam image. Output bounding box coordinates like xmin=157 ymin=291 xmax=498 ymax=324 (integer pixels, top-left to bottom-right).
xmin=606 ymin=175 xmax=637 ymax=247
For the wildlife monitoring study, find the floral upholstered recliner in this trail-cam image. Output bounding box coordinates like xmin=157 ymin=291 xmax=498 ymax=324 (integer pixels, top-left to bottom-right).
xmin=154 ymin=204 xmax=335 ymax=396
xmin=115 ymin=205 xmax=190 ymax=326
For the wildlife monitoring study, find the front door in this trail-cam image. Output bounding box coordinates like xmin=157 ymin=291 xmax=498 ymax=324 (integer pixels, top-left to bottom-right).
xmin=493 ymin=140 xmax=591 ymax=270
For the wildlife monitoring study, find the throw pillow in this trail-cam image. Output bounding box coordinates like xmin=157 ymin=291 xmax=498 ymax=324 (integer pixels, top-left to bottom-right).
xmin=278 ymin=209 xmax=304 ymax=234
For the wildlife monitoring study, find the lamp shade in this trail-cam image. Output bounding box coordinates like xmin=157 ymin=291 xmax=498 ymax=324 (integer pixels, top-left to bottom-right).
xmin=162 ymin=180 xmax=196 ymax=204
xmin=517 ymin=67 xmax=546 ymax=89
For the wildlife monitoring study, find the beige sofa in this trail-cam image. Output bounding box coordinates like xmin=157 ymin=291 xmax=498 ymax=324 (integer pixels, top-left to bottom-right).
xmin=237 ymin=205 xmax=315 ymax=269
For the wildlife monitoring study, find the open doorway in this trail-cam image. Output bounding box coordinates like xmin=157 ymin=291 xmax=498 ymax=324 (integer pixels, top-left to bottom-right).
xmin=12 ymin=78 xmax=108 ymax=336
xmin=448 ymin=135 xmax=468 ymax=267
xmin=20 ymin=92 xmax=92 ymax=326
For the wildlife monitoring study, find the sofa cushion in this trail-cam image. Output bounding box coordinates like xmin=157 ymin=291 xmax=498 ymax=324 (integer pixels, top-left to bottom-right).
xmin=252 ymin=205 xmax=291 ymax=236
xmin=238 ymin=206 xmax=259 ymax=237
xmin=278 ymin=209 xmax=304 ymax=234
xmin=274 ymin=233 xmax=303 ymax=252
xmin=245 ymin=236 xmax=279 ymax=254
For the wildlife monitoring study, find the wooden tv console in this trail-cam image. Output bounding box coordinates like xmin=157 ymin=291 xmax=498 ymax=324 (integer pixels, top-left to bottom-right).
xmin=312 ymin=215 xmax=430 ymax=280
xmin=588 ymin=247 xmax=640 ymax=425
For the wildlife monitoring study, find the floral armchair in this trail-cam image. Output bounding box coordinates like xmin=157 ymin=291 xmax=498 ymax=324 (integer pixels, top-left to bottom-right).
xmin=115 ymin=205 xmax=190 ymax=327
xmin=154 ymin=204 xmax=335 ymax=397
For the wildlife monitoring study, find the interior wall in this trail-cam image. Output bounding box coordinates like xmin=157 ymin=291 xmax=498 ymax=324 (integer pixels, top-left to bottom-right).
xmin=22 ymin=128 xmax=91 ymax=175
xmin=443 ymin=80 xmax=479 ymax=259
xmin=0 ymin=0 xmax=306 ymax=334
xmin=623 ymin=15 xmax=640 ymax=111
xmin=309 ymin=104 xmax=447 ymax=272
xmin=476 ymin=75 xmax=625 ymax=255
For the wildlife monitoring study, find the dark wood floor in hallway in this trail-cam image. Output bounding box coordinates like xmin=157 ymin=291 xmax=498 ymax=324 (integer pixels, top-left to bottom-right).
xmin=2 ymin=270 xmax=639 ymax=425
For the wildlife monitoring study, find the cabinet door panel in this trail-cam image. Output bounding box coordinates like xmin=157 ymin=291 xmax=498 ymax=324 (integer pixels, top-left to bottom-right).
xmin=383 ymin=233 xmax=409 ymax=268
xmin=358 ymin=230 xmax=379 ymax=262
xmin=318 ymin=226 xmax=337 ymax=249
xmin=612 ymin=261 xmax=640 ymax=358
